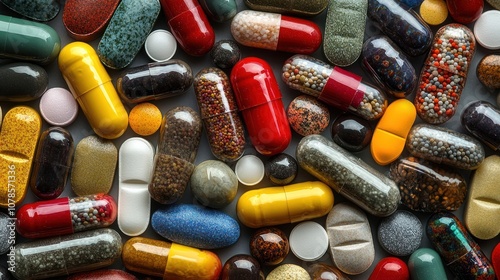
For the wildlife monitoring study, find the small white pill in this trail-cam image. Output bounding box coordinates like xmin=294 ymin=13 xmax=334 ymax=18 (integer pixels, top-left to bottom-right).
xmin=144 ymin=29 xmax=177 ymax=62
xmin=235 ymin=154 xmax=265 ymax=186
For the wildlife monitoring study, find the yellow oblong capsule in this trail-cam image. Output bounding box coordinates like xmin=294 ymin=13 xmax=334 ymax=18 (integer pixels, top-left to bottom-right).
xmin=0 ymin=106 xmax=41 ymax=207
xmin=236 ymin=181 xmax=334 ymax=228
xmin=58 ymin=42 xmax=128 ymax=139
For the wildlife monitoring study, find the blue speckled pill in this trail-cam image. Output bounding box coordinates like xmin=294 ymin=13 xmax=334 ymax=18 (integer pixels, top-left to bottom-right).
xmin=152 ymin=203 xmax=240 ymax=249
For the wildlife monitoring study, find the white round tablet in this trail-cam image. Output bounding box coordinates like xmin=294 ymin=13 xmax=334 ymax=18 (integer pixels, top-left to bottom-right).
xmin=39 ymin=87 xmax=78 ymax=126
xmin=145 ymin=29 xmax=177 ymax=62
xmin=235 ymin=154 xmax=265 ymax=186
xmin=474 ymin=10 xmax=500 ymax=50
xmin=289 ymin=221 xmax=329 ymax=261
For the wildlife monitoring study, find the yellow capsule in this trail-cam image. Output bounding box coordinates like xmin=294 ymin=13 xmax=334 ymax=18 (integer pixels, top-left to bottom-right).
xmin=58 ymin=42 xmax=128 ymax=139
xmin=0 ymin=106 xmax=41 ymax=207
xmin=236 ymin=181 xmax=334 ymax=228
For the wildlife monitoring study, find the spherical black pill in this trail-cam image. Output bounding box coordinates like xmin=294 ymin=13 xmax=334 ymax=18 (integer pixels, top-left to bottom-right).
xmin=331 ymin=114 xmax=373 ymax=152
xmin=210 ymin=40 xmax=241 ymax=69
xmin=265 ymin=153 xmax=298 ymax=185
xmin=221 ymin=254 xmax=265 ymax=280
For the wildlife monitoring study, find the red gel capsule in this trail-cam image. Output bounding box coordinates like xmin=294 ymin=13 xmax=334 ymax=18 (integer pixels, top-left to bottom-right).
xmin=492 ymin=242 xmax=500 ymax=275
xmin=159 ymin=0 xmax=215 ymax=56
xmin=231 ymin=57 xmax=292 ymax=156
xmin=16 ymin=193 xmax=117 ymax=239
xmin=447 ymin=0 xmax=484 ymax=24
xmin=368 ymin=257 xmax=410 ymax=280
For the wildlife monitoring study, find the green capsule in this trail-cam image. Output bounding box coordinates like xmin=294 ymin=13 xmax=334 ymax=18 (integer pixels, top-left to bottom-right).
xmin=1 ymin=0 xmax=59 ymax=21
xmin=244 ymin=0 xmax=328 ymax=16
xmin=200 ymin=0 xmax=237 ymax=22
xmin=408 ymin=248 xmax=448 ymax=280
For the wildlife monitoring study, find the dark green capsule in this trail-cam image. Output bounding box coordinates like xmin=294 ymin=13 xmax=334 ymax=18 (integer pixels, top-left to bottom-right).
xmin=244 ymin=0 xmax=328 ymax=16
xmin=200 ymin=0 xmax=237 ymax=22
xmin=0 ymin=62 xmax=48 ymax=102
xmin=408 ymin=248 xmax=447 ymax=280
xmin=1 ymin=0 xmax=59 ymax=21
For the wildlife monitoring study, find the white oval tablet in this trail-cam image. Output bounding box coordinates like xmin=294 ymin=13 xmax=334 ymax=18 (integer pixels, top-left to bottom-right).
xmin=235 ymin=154 xmax=265 ymax=186
xmin=118 ymin=137 xmax=154 ymax=236
xmin=145 ymin=29 xmax=177 ymax=62
xmin=474 ymin=10 xmax=500 ymax=50
xmin=39 ymin=87 xmax=78 ymax=126
xmin=290 ymin=221 xmax=329 ymax=261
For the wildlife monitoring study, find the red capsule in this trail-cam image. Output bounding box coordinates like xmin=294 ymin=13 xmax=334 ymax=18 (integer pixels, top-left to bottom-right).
xmin=492 ymin=243 xmax=500 ymax=278
xmin=16 ymin=194 xmax=117 ymax=239
xmin=230 ymin=57 xmax=292 ymax=156
xmin=368 ymin=257 xmax=410 ymax=280
xmin=159 ymin=0 xmax=215 ymax=56
xmin=446 ymin=0 xmax=484 ymax=24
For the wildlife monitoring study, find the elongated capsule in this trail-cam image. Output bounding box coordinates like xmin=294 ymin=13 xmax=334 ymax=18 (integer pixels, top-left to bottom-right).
xmin=231 ymin=10 xmax=321 ymax=54
xmin=408 ymin=248 xmax=448 ymax=280
xmin=461 ymin=101 xmax=500 ymax=151
xmin=0 ymin=62 xmax=48 ymax=102
xmin=244 ymin=0 xmax=328 ymax=16
xmin=1 ymin=0 xmax=59 ymax=21
xmin=237 ymin=181 xmax=334 ymax=228
xmin=58 ymin=42 xmax=128 ymax=139
xmin=16 ymin=194 xmax=117 ymax=239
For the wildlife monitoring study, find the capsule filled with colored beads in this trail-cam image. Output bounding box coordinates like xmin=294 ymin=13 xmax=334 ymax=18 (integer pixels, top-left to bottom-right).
xmin=194 ymin=67 xmax=245 ymax=162
xmin=15 ymin=193 xmax=117 ymax=239
xmin=426 ymin=212 xmax=495 ymax=280
xmin=414 ymin=24 xmax=476 ymax=124
xmin=406 ymin=123 xmax=485 ymax=170
xmin=231 ymin=10 xmax=321 ymax=54
xmin=282 ymin=54 xmax=388 ymax=120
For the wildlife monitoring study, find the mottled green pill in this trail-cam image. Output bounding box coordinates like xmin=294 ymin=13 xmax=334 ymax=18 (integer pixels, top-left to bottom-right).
xmin=200 ymin=0 xmax=238 ymax=22
xmin=244 ymin=0 xmax=328 ymax=16
xmin=323 ymin=0 xmax=368 ymax=66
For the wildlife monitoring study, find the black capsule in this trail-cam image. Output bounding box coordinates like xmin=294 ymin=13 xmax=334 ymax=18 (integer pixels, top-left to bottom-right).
xmin=331 ymin=114 xmax=373 ymax=152
xmin=0 ymin=63 xmax=48 ymax=102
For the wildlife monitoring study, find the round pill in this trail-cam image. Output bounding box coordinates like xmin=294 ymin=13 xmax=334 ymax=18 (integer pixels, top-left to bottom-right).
xmin=378 ymin=210 xmax=423 ymax=256
xmin=210 ymin=39 xmax=241 ymax=69
xmin=264 ymin=153 xmax=298 ymax=185
xmin=144 ymin=29 xmax=177 ymax=62
xmin=287 ymin=95 xmax=330 ymax=136
xmin=235 ymin=155 xmax=265 ymax=186
xmin=419 ymin=0 xmax=448 ymax=25
xmin=289 ymin=221 xmax=328 ymax=261
xmin=474 ymin=10 xmax=500 ymax=50
xmin=267 ymin=264 xmax=310 ymax=280
xmin=331 ymin=114 xmax=373 ymax=152
xmin=250 ymin=227 xmax=289 ymax=265
xmin=128 ymin=102 xmax=162 ymax=136
xmin=221 ymin=254 xmax=265 ymax=280
xmin=39 ymin=87 xmax=78 ymax=126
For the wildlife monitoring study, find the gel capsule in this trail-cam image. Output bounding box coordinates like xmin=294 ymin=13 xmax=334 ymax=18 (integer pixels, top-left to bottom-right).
xmin=368 ymin=257 xmax=410 ymax=280
xmin=67 ymin=269 xmax=138 ymax=280
xmin=461 ymin=101 xmax=500 ymax=151
xmin=427 ymin=212 xmax=495 ymax=279
xmin=389 ymin=157 xmax=466 ymax=212
xmin=149 ymin=106 xmax=202 ymax=204
xmin=11 ymin=228 xmax=122 ymax=280
xmin=237 ymin=181 xmax=334 ymax=228
xmin=16 ymin=193 xmax=117 ymax=239
xmin=122 ymin=237 xmax=222 ymax=280
xmin=159 ymin=0 xmax=215 ymax=56
xmin=477 ymin=54 xmax=500 ymax=90
xmin=0 ymin=15 xmax=61 ymax=65
xmin=30 ymin=127 xmax=74 ymax=200
xmin=231 ymin=57 xmax=291 ymax=156
xmin=231 ymin=10 xmax=321 ymax=54
xmin=414 ymin=24 xmax=476 ymax=124
xmin=296 ymin=134 xmax=400 ymax=217
xmin=0 ymin=62 xmax=48 ymax=102
xmin=282 ymin=54 xmax=388 ymax=120
xmin=406 ymin=123 xmax=485 ymax=170
xmin=408 ymin=248 xmax=448 ymax=280
xmin=58 ymin=42 xmax=128 ymax=139
xmin=244 ymin=0 xmax=328 ymax=16
xmin=199 ymin=0 xmax=237 ymax=22
xmin=0 ymin=106 xmax=41 ymax=208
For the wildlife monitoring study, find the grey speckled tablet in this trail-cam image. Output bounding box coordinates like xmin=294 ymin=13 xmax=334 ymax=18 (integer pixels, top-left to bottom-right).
xmin=97 ymin=0 xmax=160 ymax=69
xmin=378 ymin=210 xmax=423 ymax=256
xmin=0 ymin=212 xmax=9 ymax=254
xmin=323 ymin=0 xmax=368 ymax=66
xmin=1 ymin=0 xmax=59 ymax=21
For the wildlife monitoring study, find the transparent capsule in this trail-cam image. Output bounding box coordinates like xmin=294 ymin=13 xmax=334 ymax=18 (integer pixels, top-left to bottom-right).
xmin=461 ymin=100 xmax=500 ymax=151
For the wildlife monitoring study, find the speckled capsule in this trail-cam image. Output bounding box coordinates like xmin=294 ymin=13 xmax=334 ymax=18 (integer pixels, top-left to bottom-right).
xmin=244 ymin=0 xmax=328 ymax=16
xmin=477 ymin=54 xmax=500 ymax=90
xmin=116 ymin=60 xmax=193 ymax=104
xmin=362 ymin=35 xmax=417 ymax=98
xmin=287 ymin=95 xmax=330 ymax=136
xmin=194 ymin=67 xmax=245 ymax=162
xmin=296 ymin=134 xmax=400 ymax=217
xmin=406 ymin=123 xmax=485 ymax=170
xmin=1 ymin=0 xmax=59 ymax=21
xmin=0 ymin=63 xmax=48 ymax=102
xmin=427 ymin=212 xmax=495 ymax=280
xmin=221 ymin=254 xmax=265 ymax=280
xmin=461 ymin=101 xmax=500 ymax=151
xmin=149 ymin=107 xmax=202 ymax=204
xmin=367 ymin=0 xmax=432 ymax=56
xmin=250 ymin=227 xmax=289 ymax=265
xmin=152 ymin=204 xmax=240 ymax=249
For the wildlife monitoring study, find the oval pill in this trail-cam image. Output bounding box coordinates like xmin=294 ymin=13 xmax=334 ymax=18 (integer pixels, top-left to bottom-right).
xmin=368 ymin=257 xmax=410 ymax=280
xmin=152 ymin=203 xmax=240 ymax=249
xmin=461 ymin=101 xmax=500 ymax=151
xmin=221 ymin=254 xmax=264 ymax=280
xmin=267 ymin=264 xmax=310 ymax=280
xmin=67 ymin=269 xmax=138 ymax=280
xmin=1 ymin=0 xmax=59 ymax=21
xmin=331 ymin=114 xmax=373 ymax=152
xmin=476 ymin=54 xmax=500 ymax=90
xmin=244 ymin=0 xmax=328 ymax=16
xmin=408 ymin=248 xmax=448 ymax=280
xmin=231 ymin=10 xmax=322 ymax=54
xmin=326 ymin=202 xmax=375 ymax=275
xmin=236 ymin=181 xmax=334 ymax=228
xmin=287 ymin=94 xmax=330 ymax=136
xmin=297 ymin=134 xmax=400 ymax=217
xmin=370 ymin=99 xmax=416 ymax=165
xmin=0 ymin=62 xmax=48 ymax=102
xmin=199 ymin=0 xmax=237 ymax=22
xmin=250 ymin=227 xmax=288 ymax=266
xmin=447 ymin=0 xmax=483 ymax=24
xmin=118 ymin=137 xmax=154 ymax=236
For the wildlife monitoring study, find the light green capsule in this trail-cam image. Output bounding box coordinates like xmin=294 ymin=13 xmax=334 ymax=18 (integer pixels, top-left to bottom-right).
xmin=323 ymin=0 xmax=367 ymax=66
xmin=408 ymin=248 xmax=448 ymax=280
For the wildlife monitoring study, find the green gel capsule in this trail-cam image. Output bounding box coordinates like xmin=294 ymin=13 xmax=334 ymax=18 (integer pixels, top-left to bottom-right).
xmin=199 ymin=0 xmax=237 ymax=22
xmin=408 ymin=248 xmax=448 ymax=280
xmin=244 ymin=0 xmax=328 ymax=16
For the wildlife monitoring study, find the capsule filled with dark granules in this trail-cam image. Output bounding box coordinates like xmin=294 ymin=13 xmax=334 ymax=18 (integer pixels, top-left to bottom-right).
xmin=149 ymin=106 xmax=202 ymax=204
xmin=427 ymin=212 xmax=495 ymax=280
xmin=0 ymin=62 xmax=48 ymax=102
xmin=406 ymin=123 xmax=485 ymax=170
xmin=10 ymin=228 xmax=122 ymax=280
xmin=461 ymin=101 xmax=500 ymax=151
xmin=194 ymin=67 xmax=245 ymax=162
xmin=29 ymin=127 xmax=74 ymax=200
xmin=389 ymin=157 xmax=466 ymax=212
xmin=116 ymin=60 xmax=193 ymax=104
xmin=477 ymin=54 xmax=500 ymax=90
xmin=296 ymin=134 xmax=400 ymax=217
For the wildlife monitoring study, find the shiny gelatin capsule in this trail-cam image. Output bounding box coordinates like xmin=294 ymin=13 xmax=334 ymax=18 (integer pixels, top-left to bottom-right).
xmin=231 ymin=10 xmax=321 ymax=54
xmin=368 ymin=257 xmax=410 ymax=280
xmin=461 ymin=101 xmax=500 ymax=151
xmin=408 ymin=248 xmax=448 ymax=280
xmin=283 ymin=54 xmax=388 ymax=120
xmin=244 ymin=0 xmax=328 ymax=16
xmin=0 ymin=15 xmax=61 ymax=64
xmin=16 ymin=193 xmax=117 ymax=239
xmin=237 ymin=181 xmax=334 ymax=228
xmin=122 ymin=237 xmax=222 ymax=280
xmin=0 ymin=62 xmax=48 ymax=102
xmin=427 ymin=212 xmax=495 ymax=279
xmin=58 ymin=42 xmax=128 ymax=139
